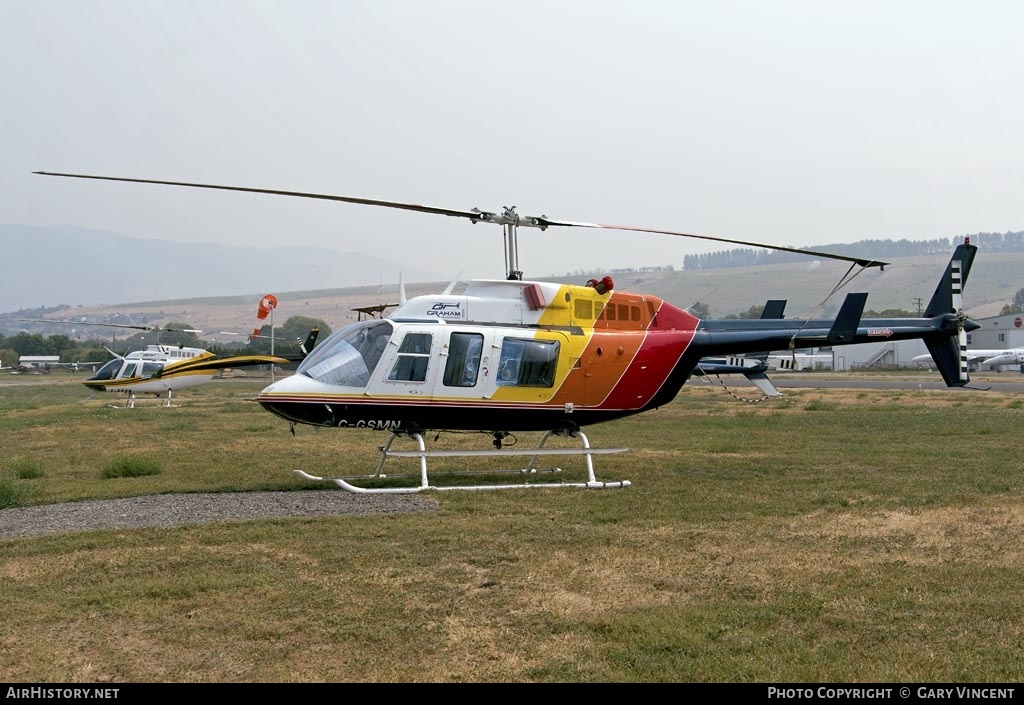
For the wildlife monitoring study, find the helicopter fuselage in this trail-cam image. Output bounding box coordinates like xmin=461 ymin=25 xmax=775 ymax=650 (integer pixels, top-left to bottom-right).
xmin=254 ymin=273 xmax=974 ymax=434
xmin=255 ymin=278 xmax=698 ymax=432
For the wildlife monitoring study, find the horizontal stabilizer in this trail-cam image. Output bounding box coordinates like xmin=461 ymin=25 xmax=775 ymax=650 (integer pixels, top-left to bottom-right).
xmin=746 ymin=371 xmax=783 ymax=398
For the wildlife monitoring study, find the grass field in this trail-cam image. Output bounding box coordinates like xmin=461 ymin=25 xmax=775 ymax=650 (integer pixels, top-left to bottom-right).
xmin=1 ymin=372 xmax=1022 ymax=683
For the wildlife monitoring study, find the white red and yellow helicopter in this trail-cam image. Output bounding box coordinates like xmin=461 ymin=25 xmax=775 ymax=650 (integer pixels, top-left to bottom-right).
xmin=33 ymin=171 xmax=980 ymax=490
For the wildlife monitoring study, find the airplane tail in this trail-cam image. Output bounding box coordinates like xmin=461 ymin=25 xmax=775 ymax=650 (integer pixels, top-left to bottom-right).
xmin=300 ymin=328 xmax=320 ymax=356
xmin=271 ymin=328 xmax=321 ymax=363
xmin=921 ymin=240 xmax=979 ymax=387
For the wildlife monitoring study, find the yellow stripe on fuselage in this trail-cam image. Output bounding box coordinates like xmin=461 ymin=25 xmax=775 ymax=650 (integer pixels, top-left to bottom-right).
xmin=485 ymin=283 xmax=610 ymax=403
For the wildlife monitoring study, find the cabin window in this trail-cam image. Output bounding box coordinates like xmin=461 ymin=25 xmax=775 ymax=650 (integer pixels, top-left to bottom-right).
xmin=298 ymin=319 xmax=393 ymax=387
xmin=443 ymin=332 xmax=483 ymax=388
xmin=121 ymin=362 xmax=140 ymax=379
xmin=389 ymin=333 xmax=432 ymax=382
xmin=574 ymin=299 xmax=593 ymax=320
xmin=141 ymin=362 xmax=162 ymax=379
xmin=496 ymin=337 xmax=560 ymax=387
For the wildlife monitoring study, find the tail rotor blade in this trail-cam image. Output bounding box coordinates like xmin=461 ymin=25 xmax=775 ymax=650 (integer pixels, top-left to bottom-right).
xmin=951 ymin=259 xmax=969 ymax=382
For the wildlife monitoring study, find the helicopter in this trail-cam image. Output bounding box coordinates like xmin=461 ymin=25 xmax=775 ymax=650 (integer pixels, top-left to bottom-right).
xmin=17 ymin=317 xmax=318 ymax=407
xmin=33 ymin=171 xmax=980 ymax=490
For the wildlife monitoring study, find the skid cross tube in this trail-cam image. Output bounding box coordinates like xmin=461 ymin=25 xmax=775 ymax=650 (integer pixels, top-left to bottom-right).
xmin=294 ymin=430 xmax=631 ymax=493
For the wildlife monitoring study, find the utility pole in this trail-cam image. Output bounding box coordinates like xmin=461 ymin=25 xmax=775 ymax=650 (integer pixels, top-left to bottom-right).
xmin=914 ymin=297 xmax=923 ymax=316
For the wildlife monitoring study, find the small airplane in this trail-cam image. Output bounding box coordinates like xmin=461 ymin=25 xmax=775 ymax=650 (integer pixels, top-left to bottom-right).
xmin=763 ymin=351 xmax=834 ymax=371
xmin=17 ymin=317 xmax=316 ymax=407
xmin=33 ymin=171 xmax=981 ymax=491
xmin=913 ymin=346 xmax=1024 ymax=371
xmin=353 ymin=303 xmax=399 ymax=321
xmin=3 ymin=362 xmax=51 ymax=374
xmin=1 ymin=360 xmax=46 ymax=374
xmin=244 ymin=328 xmax=321 ymax=363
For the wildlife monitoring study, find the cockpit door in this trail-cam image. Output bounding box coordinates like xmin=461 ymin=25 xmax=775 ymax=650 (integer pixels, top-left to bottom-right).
xmin=375 ymin=328 xmax=438 ymax=395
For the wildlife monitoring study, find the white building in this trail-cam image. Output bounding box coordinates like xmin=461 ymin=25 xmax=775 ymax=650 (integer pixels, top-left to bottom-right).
xmin=967 ymin=312 xmax=1024 ymax=350
xmin=16 ymin=355 xmax=61 ymax=370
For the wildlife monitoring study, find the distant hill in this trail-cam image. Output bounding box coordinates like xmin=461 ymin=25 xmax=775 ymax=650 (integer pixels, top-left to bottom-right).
xmin=0 ymin=224 xmax=444 ymax=313
xmin=6 ymin=247 xmax=1022 ymax=339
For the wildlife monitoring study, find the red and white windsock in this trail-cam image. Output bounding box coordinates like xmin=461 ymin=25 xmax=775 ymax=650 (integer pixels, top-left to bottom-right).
xmin=252 ymin=294 xmax=278 ymax=337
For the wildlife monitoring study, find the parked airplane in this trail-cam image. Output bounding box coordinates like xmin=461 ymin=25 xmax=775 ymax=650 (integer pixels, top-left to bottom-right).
xmin=763 ymin=351 xmax=834 ymax=371
xmin=913 ymin=347 xmax=1024 ymax=371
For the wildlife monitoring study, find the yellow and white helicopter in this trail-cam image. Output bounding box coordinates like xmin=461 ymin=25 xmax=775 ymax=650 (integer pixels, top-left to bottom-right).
xmin=33 ymin=171 xmax=980 ymax=490
xmin=18 ymin=317 xmax=317 ymax=407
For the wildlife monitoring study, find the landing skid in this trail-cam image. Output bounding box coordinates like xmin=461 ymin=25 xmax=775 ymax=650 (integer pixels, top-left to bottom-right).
xmin=295 ymin=429 xmax=631 ymax=493
xmin=111 ymin=390 xmax=177 ymax=409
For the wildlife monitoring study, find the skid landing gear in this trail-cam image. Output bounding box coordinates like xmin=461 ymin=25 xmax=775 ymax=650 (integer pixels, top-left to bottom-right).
xmin=295 ymin=429 xmax=631 ymax=494
xmin=114 ymin=390 xmax=177 ymax=409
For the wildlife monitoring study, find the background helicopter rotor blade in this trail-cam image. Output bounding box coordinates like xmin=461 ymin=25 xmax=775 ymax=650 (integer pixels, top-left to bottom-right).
xmin=19 ymin=318 xmax=202 ymax=334
xmin=33 ymin=171 xmax=888 ymax=270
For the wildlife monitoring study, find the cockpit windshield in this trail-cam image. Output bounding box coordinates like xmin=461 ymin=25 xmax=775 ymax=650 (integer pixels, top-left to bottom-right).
xmin=89 ymin=358 xmax=123 ymax=381
xmin=297 ymin=319 xmax=394 ymax=387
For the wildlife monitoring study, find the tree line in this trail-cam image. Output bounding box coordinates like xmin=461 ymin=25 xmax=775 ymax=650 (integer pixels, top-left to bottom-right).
xmin=682 ymin=232 xmax=1024 ymax=270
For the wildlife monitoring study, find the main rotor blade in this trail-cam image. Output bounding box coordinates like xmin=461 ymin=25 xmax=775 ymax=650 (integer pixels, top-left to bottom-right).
xmin=535 ymin=218 xmax=888 ymax=269
xmin=33 ymin=171 xmax=490 ymax=221
xmin=34 ymin=171 xmax=887 ymax=269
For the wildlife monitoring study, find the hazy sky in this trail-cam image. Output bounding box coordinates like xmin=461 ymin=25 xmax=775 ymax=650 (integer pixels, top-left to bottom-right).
xmin=3 ymin=1 xmax=1023 ymax=282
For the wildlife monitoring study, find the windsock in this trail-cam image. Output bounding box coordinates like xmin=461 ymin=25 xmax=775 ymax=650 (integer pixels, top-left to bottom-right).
xmin=252 ymin=294 xmax=278 ymax=337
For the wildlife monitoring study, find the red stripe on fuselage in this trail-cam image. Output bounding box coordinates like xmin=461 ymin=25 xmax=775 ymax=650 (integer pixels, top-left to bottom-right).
xmin=598 ymin=298 xmax=697 ymax=409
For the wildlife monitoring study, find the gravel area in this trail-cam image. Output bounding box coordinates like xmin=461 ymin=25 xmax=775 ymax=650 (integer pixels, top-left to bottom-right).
xmin=0 ymin=491 xmax=439 ymax=540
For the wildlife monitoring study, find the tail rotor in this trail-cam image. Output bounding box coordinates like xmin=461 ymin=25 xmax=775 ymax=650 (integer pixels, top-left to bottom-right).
xmin=951 ymin=258 xmax=969 ymax=383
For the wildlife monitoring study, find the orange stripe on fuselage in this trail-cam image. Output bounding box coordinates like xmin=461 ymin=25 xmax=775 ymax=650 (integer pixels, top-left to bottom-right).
xmin=545 ymin=292 xmax=698 ymax=410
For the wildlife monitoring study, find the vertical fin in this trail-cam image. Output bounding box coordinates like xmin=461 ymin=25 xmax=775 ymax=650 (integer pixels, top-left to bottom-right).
xmin=922 ymin=240 xmax=978 ymax=387
xmin=827 ymin=292 xmax=868 ymax=344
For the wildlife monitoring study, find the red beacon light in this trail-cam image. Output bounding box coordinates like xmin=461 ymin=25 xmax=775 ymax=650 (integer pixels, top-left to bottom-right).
xmin=586 ymin=275 xmax=615 ymax=295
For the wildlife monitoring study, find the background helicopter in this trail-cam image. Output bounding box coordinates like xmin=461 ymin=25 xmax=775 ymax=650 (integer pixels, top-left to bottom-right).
xmin=18 ymin=316 xmax=316 ymax=407
xmin=33 ymin=171 xmax=979 ymax=490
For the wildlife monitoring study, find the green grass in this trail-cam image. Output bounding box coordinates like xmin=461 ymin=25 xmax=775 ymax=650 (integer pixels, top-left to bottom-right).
xmin=0 ymin=476 xmax=25 ymax=508
xmin=100 ymin=456 xmax=162 ymax=479
xmin=1 ymin=373 xmax=1023 ymax=682
xmin=9 ymin=457 xmax=45 ymax=479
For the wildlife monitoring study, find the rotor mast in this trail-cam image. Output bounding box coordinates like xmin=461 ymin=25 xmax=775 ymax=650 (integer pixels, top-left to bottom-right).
xmin=474 ymin=205 xmax=551 ymax=281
